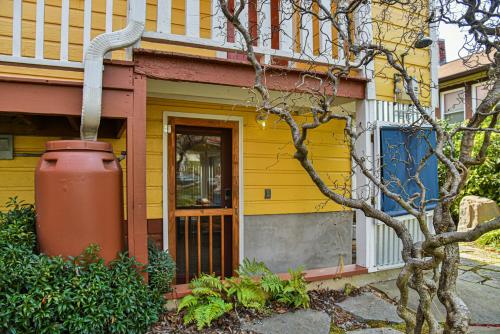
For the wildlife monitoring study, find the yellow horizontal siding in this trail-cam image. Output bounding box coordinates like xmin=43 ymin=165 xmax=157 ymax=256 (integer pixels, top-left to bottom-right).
xmin=372 ymin=3 xmax=432 ymax=104
xmin=0 ymin=135 xmax=126 ymax=212
xmin=146 ymin=98 xmax=351 ymax=217
xmin=0 ymin=99 xmax=352 ymax=218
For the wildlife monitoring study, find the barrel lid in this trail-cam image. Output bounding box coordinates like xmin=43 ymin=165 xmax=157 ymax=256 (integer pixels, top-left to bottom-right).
xmin=45 ymin=140 xmax=113 ymax=152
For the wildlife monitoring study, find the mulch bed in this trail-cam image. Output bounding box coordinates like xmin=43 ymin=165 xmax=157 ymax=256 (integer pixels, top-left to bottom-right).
xmin=148 ymin=286 xmax=371 ymax=334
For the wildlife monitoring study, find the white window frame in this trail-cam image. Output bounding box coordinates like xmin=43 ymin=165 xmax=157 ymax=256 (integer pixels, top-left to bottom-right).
xmin=440 ymin=87 xmax=466 ymax=122
xmin=471 ymin=81 xmax=489 ymax=115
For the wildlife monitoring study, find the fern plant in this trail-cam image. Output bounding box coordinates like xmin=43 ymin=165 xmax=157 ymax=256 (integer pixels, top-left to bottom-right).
xmin=260 ymin=271 xmax=284 ymax=299
xmin=277 ymin=268 xmax=310 ymax=308
xmin=226 ymin=258 xmax=271 ymax=309
xmin=226 ymin=276 xmax=267 ymax=309
xmin=177 ymin=274 xmax=232 ymax=330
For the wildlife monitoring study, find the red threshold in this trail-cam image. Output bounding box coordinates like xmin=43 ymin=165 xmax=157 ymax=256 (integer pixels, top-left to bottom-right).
xmin=165 ymin=264 xmax=368 ymax=300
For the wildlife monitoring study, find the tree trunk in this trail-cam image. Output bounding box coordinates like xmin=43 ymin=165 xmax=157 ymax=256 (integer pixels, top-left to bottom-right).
xmin=438 ymin=243 xmax=470 ymax=334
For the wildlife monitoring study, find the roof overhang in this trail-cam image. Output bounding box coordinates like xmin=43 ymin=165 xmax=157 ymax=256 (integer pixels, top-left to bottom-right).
xmin=134 ymin=49 xmax=367 ymax=101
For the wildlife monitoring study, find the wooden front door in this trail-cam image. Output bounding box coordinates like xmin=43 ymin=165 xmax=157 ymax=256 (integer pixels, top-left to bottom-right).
xmin=167 ymin=117 xmax=239 ymax=284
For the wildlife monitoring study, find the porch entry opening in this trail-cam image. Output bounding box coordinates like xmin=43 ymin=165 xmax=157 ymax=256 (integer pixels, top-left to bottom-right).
xmin=167 ymin=117 xmax=239 ymax=284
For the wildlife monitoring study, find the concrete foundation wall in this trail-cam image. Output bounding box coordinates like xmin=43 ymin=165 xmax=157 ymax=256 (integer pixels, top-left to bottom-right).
xmin=243 ymin=211 xmax=353 ymax=273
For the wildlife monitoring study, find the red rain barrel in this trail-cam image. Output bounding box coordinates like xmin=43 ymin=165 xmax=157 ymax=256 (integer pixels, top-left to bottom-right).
xmin=35 ymin=140 xmax=124 ymax=262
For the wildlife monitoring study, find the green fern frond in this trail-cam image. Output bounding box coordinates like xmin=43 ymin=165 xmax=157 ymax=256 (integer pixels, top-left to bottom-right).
xmin=261 ymin=273 xmax=284 ymax=297
xmin=236 ymin=258 xmax=271 ymax=277
xmin=189 ymin=273 xmax=224 ymax=291
xmin=178 ymin=294 xmax=198 ymax=312
xmin=191 ymin=286 xmax=222 ymax=298
xmin=192 ymin=296 xmax=232 ymax=330
xmin=226 ymin=277 xmax=267 ymax=309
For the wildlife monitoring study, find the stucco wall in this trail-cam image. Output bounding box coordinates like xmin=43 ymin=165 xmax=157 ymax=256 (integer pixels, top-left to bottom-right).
xmin=243 ymin=211 xmax=353 ymax=273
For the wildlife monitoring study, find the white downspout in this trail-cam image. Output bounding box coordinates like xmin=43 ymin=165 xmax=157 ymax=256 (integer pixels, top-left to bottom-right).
xmin=80 ymin=1 xmax=145 ymax=141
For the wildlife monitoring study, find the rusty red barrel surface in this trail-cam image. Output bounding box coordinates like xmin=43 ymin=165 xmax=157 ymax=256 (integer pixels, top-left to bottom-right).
xmin=35 ymin=140 xmax=124 ymax=262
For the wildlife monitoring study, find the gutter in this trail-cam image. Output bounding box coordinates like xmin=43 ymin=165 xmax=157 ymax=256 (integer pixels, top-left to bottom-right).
xmin=80 ymin=2 xmax=145 ymax=141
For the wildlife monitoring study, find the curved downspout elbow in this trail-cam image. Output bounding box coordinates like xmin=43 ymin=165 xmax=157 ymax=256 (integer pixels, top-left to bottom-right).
xmin=80 ymin=2 xmax=145 ymax=141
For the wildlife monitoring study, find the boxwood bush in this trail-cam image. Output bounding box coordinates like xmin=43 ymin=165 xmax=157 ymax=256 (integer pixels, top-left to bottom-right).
xmin=0 ymin=198 xmax=165 ymax=334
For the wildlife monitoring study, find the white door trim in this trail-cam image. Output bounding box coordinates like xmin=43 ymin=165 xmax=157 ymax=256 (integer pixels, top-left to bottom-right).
xmin=162 ymin=111 xmax=245 ymax=263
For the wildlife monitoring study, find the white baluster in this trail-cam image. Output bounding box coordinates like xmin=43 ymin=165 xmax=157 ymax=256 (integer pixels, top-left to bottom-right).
xmin=158 ymin=0 xmax=172 ymax=34
xmin=186 ymin=0 xmax=201 ymax=38
xmin=12 ymin=0 xmax=22 ymax=57
xmin=83 ymin=0 xmax=92 ymax=57
xmin=258 ymin=0 xmax=271 ymax=49
xmin=35 ymin=0 xmax=45 ymax=59
xmin=211 ymin=0 xmax=224 ymax=41
xmin=106 ymin=0 xmax=113 ymax=33
xmin=60 ymin=0 xmax=69 ymax=60
xmin=318 ymin=0 xmax=332 ymax=58
xmin=104 ymin=0 xmax=114 ymax=59
xmin=337 ymin=0 xmax=348 ymax=62
xmin=299 ymin=0 xmax=314 ymax=58
xmin=279 ymin=0 xmax=294 ymax=54
xmin=235 ymin=0 xmax=248 ymax=47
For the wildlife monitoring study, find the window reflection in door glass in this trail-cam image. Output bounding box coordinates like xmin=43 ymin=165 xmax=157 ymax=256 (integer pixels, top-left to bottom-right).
xmin=176 ymin=134 xmax=222 ymax=208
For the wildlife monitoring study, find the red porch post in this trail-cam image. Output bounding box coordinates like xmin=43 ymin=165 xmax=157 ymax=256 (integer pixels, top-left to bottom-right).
xmin=126 ymin=73 xmax=148 ymax=266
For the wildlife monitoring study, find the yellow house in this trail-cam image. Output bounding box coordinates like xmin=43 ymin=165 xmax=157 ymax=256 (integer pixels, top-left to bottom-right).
xmin=0 ymin=0 xmax=438 ymax=282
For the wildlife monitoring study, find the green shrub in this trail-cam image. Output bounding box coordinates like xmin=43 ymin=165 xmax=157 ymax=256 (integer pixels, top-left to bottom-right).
xmin=147 ymin=240 xmax=176 ymax=293
xmin=475 ymin=229 xmax=500 ymax=250
xmin=0 ymin=197 xmax=36 ymax=251
xmin=178 ymin=274 xmax=232 ymax=330
xmin=438 ymin=119 xmax=500 ymax=219
xmin=0 ymin=198 xmax=165 ymax=334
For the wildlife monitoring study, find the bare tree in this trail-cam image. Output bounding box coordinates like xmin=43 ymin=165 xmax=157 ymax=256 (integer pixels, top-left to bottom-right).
xmin=215 ymin=0 xmax=499 ymax=333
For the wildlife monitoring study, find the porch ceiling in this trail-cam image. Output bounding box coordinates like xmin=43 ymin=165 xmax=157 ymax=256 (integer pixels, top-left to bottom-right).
xmin=147 ymin=80 xmax=357 ymax=113
xmin=135 ymin=49 xmax=367 ymax=102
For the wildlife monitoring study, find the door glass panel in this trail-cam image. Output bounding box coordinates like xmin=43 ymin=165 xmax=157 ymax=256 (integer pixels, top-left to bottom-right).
xmin=176 ymin=133 xmax=222 ymax=208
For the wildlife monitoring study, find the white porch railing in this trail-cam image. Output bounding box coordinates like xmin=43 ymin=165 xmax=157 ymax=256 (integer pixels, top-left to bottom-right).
xmin=374 ymin=212 xmax=434 ymax=269
xmin=143 ymin=0 xmax=354 ymax=66
xmin=375 ymin=100 xmax=435 ymax=124
xmin=0 ymin=0 xmax=356 ymax=69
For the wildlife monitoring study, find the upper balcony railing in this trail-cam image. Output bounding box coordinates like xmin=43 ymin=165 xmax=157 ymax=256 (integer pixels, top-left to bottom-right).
xmin=0 ymin=0 xmax=360 ymax=70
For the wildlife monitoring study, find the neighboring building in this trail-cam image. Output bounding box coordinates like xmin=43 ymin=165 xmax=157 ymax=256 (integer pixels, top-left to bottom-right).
xmin=0 ymin=0 xmax=438 ymax=281
xmin=439 ymin=52 xmax=492 ymax=123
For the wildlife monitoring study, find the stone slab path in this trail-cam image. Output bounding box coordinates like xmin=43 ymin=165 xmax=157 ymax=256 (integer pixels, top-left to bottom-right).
xmin=371 ymin=257 xmax=500 ymax=325
xmin=347 ymin=328 xmax=403 ymax=334
xmin=335 ymin=292 xmax=403 ymax=323
xmin=241 ymin=309 xmax=331 ymax=334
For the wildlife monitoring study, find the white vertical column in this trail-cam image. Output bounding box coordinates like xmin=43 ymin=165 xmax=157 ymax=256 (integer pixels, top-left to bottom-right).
xmin=60 ymin=0 xmax=69 ymax=60
xmin=258 ymin=0 xmax=271 ymax=49
xmin=35 ymin=0 xmax=45 ymax=59
xmin=279 ymin=0 xmax=294 ymax=54
xmin=354 ymin=99 xmax=378 ymax=271
xmin=12 ymin=0 xmax=22 ymax=57
xmin=186 ymin=0 xmax=201 ymax=37
xmin=318 ymin=0 xmax=332 ymax=58
xmin=299 ymin=0 xmax=314 ymax=58
xmin=157 ymin=0 xmax=172 ymax=34
xmin=83 ymin=0 xmax=92 ymax=58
